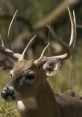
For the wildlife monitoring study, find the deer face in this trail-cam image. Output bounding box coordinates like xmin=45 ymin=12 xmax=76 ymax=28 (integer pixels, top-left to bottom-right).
xmin=1 ymin=60 xmax=47 ymax=101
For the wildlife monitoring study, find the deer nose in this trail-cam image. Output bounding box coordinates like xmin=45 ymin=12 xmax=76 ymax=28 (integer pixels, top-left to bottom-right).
xmin=1 ymin=89 xmax=8 ymax=100
xmin=1 ymin=86 xmax=15 ymax=100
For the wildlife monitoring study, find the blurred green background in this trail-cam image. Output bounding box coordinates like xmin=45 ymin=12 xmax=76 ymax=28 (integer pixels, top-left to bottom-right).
xmin=0 ymin=0 xmax=82 ymax=116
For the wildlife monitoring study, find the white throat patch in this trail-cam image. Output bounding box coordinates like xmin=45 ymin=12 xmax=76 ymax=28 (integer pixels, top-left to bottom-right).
xmin=17 ymin=98 xmax=38 ymax=111
xmin=17 ymin=100 xmax=26 ymax=111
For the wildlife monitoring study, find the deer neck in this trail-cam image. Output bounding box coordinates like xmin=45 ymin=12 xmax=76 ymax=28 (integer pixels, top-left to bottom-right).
xmin=17 ymin=80 xmax=61 ymax=117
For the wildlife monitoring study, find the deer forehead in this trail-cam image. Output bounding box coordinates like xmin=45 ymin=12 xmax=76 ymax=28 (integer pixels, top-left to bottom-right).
xmin=10 ymin=60 xmax=35 ymax=76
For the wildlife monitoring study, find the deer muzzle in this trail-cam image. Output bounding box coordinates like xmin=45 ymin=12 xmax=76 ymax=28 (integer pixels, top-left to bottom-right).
xmin=1 ymin=86 xmax=16 ymax=101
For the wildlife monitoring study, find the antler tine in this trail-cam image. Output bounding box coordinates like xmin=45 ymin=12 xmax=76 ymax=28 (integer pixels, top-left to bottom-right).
xmin=68 ymin=7 xmax=76 ymax=47
xmin=72 ymin=10 xmax=76 ymax=48
xmin=34 ymin=43 xmax=50 ymax=65
xmin=0 ymin=34 xmax=5 ymax=47
xmin=7 ymin=10 xmax=18 ymax=38
xmin=19 ymin=35 xmax=37 ymax=61
xmin=39 ymin=42 xmax=50 ymax=60
xmin=47 ymin=25 xmax=58 ymax=40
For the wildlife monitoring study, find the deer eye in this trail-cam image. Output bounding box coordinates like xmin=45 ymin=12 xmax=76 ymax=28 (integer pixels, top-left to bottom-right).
xmin=25 ymin=71 xmax=35 ymax=80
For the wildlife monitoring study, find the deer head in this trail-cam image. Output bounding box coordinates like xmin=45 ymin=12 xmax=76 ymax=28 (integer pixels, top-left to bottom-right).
xmin=1 ymin=8 xmax=76 ymax=102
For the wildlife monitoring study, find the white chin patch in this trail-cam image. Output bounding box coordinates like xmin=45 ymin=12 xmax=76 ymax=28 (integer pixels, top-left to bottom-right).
xmin=17 ymin=100 xmax=26 ymax=111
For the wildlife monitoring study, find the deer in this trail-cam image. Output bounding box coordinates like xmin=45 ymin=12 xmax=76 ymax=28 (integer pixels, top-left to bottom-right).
xmin=1 ymin=7 xmax=82 ymax=117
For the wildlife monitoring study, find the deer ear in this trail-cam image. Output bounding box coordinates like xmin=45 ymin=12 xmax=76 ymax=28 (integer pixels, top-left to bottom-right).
xmin=43 ymin=59 xmax=62 ymax=76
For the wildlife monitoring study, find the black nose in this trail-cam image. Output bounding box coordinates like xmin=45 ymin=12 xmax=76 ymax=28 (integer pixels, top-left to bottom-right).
xmin=1 ymin=87 xmax=14 ymax=100
xmin=1 ymin=89 xmax=8 ymax=100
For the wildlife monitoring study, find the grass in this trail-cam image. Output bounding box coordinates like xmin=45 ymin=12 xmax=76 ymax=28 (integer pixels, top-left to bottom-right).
xmin=0 ymin=98 xmax=18 ymax=117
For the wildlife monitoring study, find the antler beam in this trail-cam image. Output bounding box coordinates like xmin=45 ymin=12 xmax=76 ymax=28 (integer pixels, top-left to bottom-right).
xmin=34 ymin=7 xmax=76 ymax=66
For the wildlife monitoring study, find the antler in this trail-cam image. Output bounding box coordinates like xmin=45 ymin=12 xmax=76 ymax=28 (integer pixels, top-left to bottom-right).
xmin=0 ymin=9 xmax=37 ymax=63
xmin=0 ymin=7 xmax=76 ymax=73
xmin=34 ymin=7 xmax=76 ymax=66
xmin=0 ymin=35 xmax=36 ymax=61
xmin=7 ymin=10 xmax=18 ymax=38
